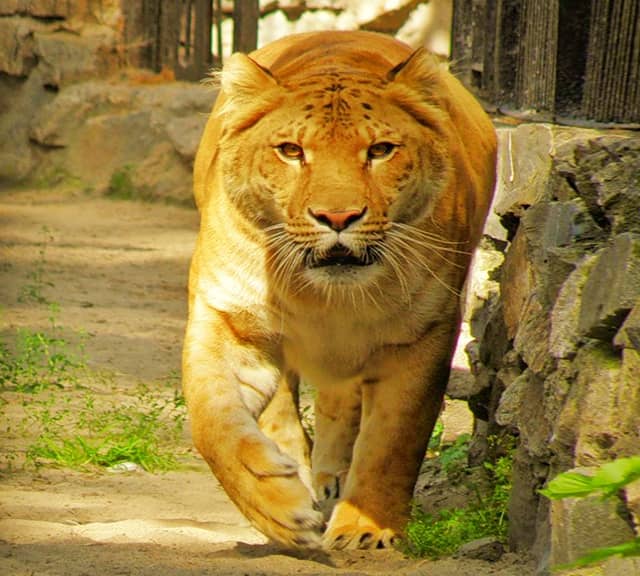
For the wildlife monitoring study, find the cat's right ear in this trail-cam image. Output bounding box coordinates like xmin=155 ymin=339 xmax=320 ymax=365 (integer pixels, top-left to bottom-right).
xmin=218 ymin=53 xmax=280 ymax=113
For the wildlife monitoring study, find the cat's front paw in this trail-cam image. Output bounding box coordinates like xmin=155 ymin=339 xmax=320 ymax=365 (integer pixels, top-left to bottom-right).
xmin=322 ymin=500 xmax=399 ymax=550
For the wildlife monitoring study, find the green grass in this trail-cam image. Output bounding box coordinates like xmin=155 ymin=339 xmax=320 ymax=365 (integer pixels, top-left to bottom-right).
xmin=106 ymin=164 xmax=159 ymax=203
xmin=1 ymin=311 xmax=187 ymax=471
xmin=428 ymin=419 xmax=444 ymax=452
xmin=438 ymin=433 xmax=471 ymax=476
xmin=106 ymin=164 xmax=139 ymax=200
xmin=1 ymin=304 xmax=87 ymax=393
xmin=23 ymin=385 xmax=186 ymax=471
xmin=18 ymin=227 xmax=55 ymax=305
xmin=405 ymin=439 xmax=512 ymax=558
xmin=34 ymin=166 xmax=85 ymax=191
xmin=2 ymin=256 xmax=187 ymax=472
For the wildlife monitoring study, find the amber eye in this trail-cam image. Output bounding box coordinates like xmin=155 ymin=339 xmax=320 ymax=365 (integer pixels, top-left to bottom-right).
xmin=367 ymin=142 xmax=396 ymax=160
xmin=275 ymin=142 xmax=304 ymax=161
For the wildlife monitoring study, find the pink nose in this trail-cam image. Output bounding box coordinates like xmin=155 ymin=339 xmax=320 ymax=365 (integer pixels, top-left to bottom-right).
xmin=308 ymin=207 xmax=367 ymax=232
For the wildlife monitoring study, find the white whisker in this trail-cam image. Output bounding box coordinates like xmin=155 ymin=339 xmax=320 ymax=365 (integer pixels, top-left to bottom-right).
xmin=386 ymin=230 xmax=461 ymax=296
xmin=361 ymin=283 xmax=384 ymax=313
xmin=371 ymin=242 xmax=410 ymax=302
xmin=393 ymin=223 xmax=470 ymax=252
xmin=260 ymin=217 xmax=465 ymax=305
xmin=393 ymin=220 xmax=469 ymax=260
xmin=265 ymin=227 xmax=308 ymax=292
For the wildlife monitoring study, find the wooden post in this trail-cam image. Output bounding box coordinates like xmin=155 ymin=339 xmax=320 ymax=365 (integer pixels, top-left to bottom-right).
xmin=233 ymin=0 xmax=260 ymax=54
xmin=214 ymin=0 xmax=224 ymax=65
xmin=158 ymin=1 xmax=179 ymax=73
xmin=514 ymin=0 xmax=559 ymax=116
xmin=450 ymin=0 xmax=474 ymax=87
xmin=451 ymin=0 xmax=639 ymax=123
xmin=582 ymin=0 xmax=640 ymax=122
xmin=192 ymin=0 xmax=213 ymax=79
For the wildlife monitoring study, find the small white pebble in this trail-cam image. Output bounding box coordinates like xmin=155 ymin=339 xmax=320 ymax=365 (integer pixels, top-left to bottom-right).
xmin=107 ymin=461 xmax=141 ymax=473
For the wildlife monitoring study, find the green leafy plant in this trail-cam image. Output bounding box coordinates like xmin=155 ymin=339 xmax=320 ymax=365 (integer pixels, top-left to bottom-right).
xmin=540 ymin=456 xmax=640 ymax=569
xmin=405 ymin=448 xmax=512 ymax=558
xmin=439 ymin=433 xmax=471 ymax=476
xmin=107 ymin=164 xmax=138 ymax=200
xmin=106 ymin=165 xmax=160 ymax=202
xmin=428 ymin=420 xmax=445 ymax=453
xmin=18 ymin=227 xmax=54 ymax=304
xmin=0 ymin=304 xmax=87 ymax=393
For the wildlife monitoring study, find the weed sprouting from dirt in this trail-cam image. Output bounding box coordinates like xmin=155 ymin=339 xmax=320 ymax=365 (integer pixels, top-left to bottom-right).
xmin=106 ymin=165 xmax=156 ymax=202
xmin=1 ymin=304 xmax=87 ymax=393
xmin=405 ymin=436 xmax=513 ymax=558
xmin=428 ymin=419 xmax=444 ymax=453
xmin=1 ymin=251 xmax=188 ymax=473
xmin=437 ymin=433 xmax=471 ymax=476
xmin=1 ymin=310 xmax=187 ymax=472
xmin=23 ymin=385 xmax=187 ymax=471
xmin=18 ymin=226 xmax=55 ymax=305
xmin=107 ymin=164 xmax=138 ymax=200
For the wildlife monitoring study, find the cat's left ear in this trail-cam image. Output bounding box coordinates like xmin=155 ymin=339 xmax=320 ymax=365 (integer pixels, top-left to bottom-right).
xmin=387 ymin=48 xmax=442 ymax=97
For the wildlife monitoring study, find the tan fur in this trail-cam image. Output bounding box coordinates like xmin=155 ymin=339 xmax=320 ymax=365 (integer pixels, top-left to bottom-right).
xmin=183 ymin=30 xmax=497 ymax=549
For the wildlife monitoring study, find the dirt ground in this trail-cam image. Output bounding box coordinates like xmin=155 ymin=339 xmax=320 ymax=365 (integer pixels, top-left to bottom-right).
xmin=0 ymin=188 xmax=534 ymax=575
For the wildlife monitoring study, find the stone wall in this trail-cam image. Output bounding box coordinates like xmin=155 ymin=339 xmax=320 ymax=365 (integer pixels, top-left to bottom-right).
xmin=463 ymin=125 xmax=640 ymax=574
xmin=1 ymin=1 xmax=119 ymax=183
xmin=0 ymin=1 xmax=217 ymax=199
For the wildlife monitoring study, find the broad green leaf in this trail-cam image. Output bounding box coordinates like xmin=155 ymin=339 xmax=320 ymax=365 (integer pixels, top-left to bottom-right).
xmin=591 ymin=457 xmax=640 ymax=496
xmin=556 ymin=538 xmax=640 ymax=569
xmin=540 ymin=472 xmax=595 ymax=499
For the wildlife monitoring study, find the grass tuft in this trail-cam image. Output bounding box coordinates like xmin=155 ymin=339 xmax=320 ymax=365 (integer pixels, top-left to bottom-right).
xmin=24 ymin=386 xmax=186 ymax=471
xmin=1 ymin=304 xmax=87 ymax=394
xmin=2 ymin=284 xmax=187 ymax=472
xmin=107 ymin=165 xmax=138 ymax=200
xmin=405 ymin=441 xmax=512 ymax=558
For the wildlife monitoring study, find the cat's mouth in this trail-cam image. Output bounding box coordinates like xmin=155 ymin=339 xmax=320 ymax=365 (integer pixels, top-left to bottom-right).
xmin=307 ymin=244 xmax=377 ymax=268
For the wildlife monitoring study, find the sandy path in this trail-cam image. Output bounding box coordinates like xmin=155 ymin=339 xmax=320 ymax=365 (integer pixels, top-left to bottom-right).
xmin=0 ymin=189 xmax=533 ymax=575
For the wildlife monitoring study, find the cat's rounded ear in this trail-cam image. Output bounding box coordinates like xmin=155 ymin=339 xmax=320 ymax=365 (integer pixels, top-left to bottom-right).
xmin=387 ymin=48 xmax=442 ymax=98
xmin=214 ymin=53 xmax=284 ymax=130
xmin=220 ymin=52 xmax=278 ymax=101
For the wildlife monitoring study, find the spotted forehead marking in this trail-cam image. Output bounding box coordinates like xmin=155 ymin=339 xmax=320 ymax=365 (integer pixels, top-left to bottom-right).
xmin=286 ymin=72 xmax=388 ymax=129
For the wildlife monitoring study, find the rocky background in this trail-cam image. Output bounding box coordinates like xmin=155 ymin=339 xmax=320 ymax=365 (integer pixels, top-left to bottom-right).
xmin=1 ymin=2 xmax=638 ymax=575
xmin=458 ymin=125 xmax=640 ymax=574
xmin=0 ymin=0 xmax=213 ymax=199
